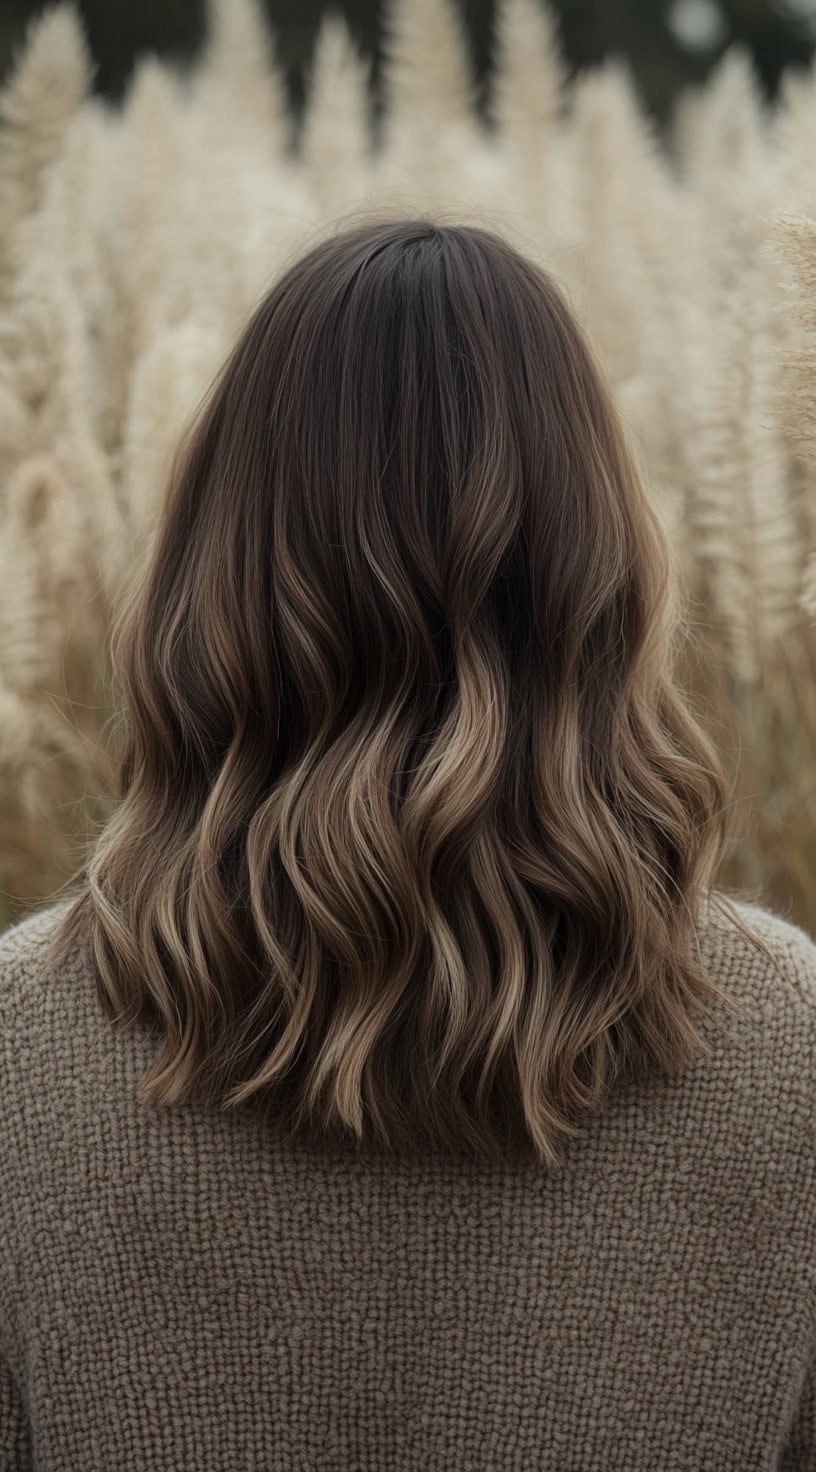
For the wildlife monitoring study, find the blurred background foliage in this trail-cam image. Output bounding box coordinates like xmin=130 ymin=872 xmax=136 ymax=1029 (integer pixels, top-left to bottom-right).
xmin=1 ymin=0 xmax=816 ymax=125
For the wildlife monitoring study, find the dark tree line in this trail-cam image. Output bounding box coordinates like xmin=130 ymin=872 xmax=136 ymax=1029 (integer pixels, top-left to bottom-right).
xmin=0 ymin=0 xmax=813 ymax=124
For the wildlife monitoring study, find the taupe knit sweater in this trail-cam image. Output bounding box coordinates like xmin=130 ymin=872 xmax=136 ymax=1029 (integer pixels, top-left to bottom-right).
xmin=1 ymin=895 xmax=815 ymax=1471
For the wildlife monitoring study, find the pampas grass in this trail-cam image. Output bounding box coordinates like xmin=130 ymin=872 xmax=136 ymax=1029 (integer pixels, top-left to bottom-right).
xmin=2 ymin=0 xmax=816 ymax=931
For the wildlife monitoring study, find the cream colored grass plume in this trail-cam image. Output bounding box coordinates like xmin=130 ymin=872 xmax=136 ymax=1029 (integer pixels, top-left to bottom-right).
xmin=0 ymin=3 xmax=92 ymax=309
xmin=1 ymin=0 xmax=816 ymax=930
xmin=301 ymin=14 xmax=373 ymax=220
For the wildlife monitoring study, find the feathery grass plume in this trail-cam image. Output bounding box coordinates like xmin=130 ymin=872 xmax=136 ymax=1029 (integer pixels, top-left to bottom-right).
xmin=670 ymin=80 xmax=707 ymax=172
xmin=52 ymin=101 xmax=124 ymax=460
xmin=564 ymin=65 xmax=693 ymax=563
xmin=802 ymin=554 xmax=816 ymax=615
xmin=0 ymin=452 xmax=110 ymax=906
xmin=0 ymin=350 xmax=35 ymax=488
xmin=616 ymin=200 xmax=707 ymax=598
xmin=0 ymin=448 xmax=110 ymax=712
xmin=487 ymin=0 xmax=574 ymax=257
xmin=490 ymin=0 xmax=564 ymax=167
xmin=0 ymin=281 xmax=122 ymax=654
xmin=612 ymin=141 xmax=707 ymax=573
xmin=760 ymin=81 xmax=816 ymax=574
xmin=10 ymin=95 xmax=124 ymax=466
xmin=0 ymin=679 xmax=37 ymax=785
xmin=300 ymin=14 xmax=373 ymax=219
xmin=771 ymin=212 xmax=816 ymax=457
xmin=669 ymin=74 xmax=744 ymax=629
xmin=0 ymin=678 xmax=117 ymax=927
xmin=0 ymin=250 xmax=120 ymax=910
xmin=194 ymin=0 xmax=289 ymax=156
xmin=678 ymin=48 xmax=799 ymax=681
xmin=772 ymin=61 xmax=816 ymax=219
xmin=2 ymin=149 xmax=125 ymax=594
xmin=1 ymin=84 xmax=108 ymax=440
xmin=8 ymin=454 xmax=91 ymax=632
xmin=166 ymin=1 xmax=313 ymax=335
xmin=100 ymin=57 xmax=190 ymax=418
xmin=52 ymin=419 xmax=126 ymax=608
xmin=677 ymin=53 xmax=770 ymax=298
xmin=379 ymin=0 xmax=481 ymax=204
xmin=0 ymin=465 xmax=58 ymax=696
xmin=679 ymin=96 xmax=815 ymax=912
xmin=0 ymin=1 xmax=93 ymax=311
xmin=185 ymin=0 xmax=314 ymax=315
xmin=0 ymin=677 xmax=48 ymax=926
xmin=155 ymin=125 xmax=312 ymax=340
xmin=683 ymin=44 xmax=767 ymax=186
xmin=566 ymin=61 xmax=667 ymax=385
xmin=768 ymin=211 xmax=816 ymax=616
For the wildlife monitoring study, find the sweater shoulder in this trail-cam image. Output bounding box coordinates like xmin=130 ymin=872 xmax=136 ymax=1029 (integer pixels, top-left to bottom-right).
xmin=697 ymin=893 xmax=816 ymax=1011
xmin=693 ymin=895 xmax=816 ymax=1104
xmin=0 ymin=897 xmax=81 ymax=1007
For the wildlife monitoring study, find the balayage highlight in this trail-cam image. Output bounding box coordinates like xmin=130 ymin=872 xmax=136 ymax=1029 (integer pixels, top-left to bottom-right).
xmin=44 ymin=218 xmax=759 ymax=1168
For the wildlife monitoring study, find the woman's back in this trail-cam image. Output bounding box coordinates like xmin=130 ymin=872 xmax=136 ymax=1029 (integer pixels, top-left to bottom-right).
xmin=1 ymin=892 xmax=815 ymax=1470
xmin=2 ymin=220 xmax=814 ymax=1468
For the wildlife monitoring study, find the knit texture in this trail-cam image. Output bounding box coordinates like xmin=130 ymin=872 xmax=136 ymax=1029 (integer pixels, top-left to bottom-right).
xmin=0 ymin=894 xmax=815 ymax=1471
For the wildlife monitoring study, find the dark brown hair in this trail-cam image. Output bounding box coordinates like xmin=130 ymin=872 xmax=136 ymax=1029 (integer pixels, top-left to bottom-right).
xmin=44 ymin=217 xmax=752 ymax=1167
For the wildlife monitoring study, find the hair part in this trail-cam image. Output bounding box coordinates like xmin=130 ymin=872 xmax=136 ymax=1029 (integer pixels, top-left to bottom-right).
xmin=43 ymin=217 xmax=757 ymax=1168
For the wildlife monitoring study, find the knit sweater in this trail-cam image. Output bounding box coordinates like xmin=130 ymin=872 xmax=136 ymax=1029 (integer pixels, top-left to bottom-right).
xmin=0 ymin=895 xmax=814 ymax=1472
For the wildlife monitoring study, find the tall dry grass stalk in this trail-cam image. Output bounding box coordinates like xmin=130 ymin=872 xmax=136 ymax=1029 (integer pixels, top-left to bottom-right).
xmin=2 ymin=0 xmax=816 ymax=931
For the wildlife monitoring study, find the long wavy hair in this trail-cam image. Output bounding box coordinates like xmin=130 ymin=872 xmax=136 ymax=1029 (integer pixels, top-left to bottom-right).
xmin=43 ymin=217 xmax=758 ymax=1168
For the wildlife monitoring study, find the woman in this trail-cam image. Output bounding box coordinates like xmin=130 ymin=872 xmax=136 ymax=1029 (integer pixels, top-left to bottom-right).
xmin=2 ymin=219 xmax=814 ymax=1469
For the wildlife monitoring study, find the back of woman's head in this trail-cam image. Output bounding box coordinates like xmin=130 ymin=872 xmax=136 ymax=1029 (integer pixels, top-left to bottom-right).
xmin=46 ymin=217 xmax=746 ymax=1168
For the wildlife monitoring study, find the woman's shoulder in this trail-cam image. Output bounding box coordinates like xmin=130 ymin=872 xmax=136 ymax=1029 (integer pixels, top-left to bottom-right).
xmin=0 ymin=897 xmax=81 ymax=1010
xmin=697 ymin=891 xmax=816 ymax=1002
xmin=0 ymin=896 xmax=77 ymax=957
